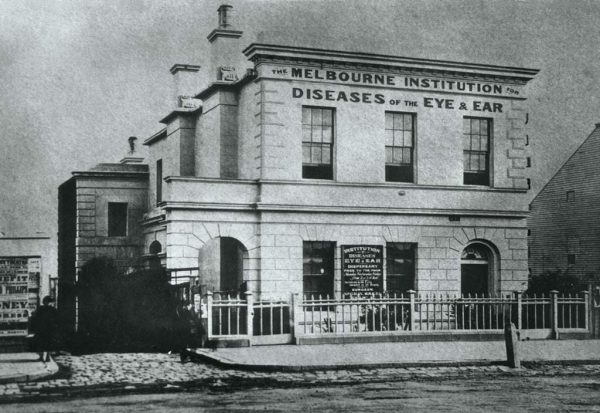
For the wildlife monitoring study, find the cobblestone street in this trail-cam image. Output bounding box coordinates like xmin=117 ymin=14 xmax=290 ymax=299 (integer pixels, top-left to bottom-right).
xmin=1 ymin=352 xmax=600 ymax=403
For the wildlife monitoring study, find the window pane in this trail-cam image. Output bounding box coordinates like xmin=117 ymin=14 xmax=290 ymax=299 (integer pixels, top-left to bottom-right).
xmin=480 ymin=136 xmax=488 ymax=151
xmin=471 ymin=154 xmax=480 ymax=170
xmin=385 ymin=129 xmax=394 ymax=146
xmin=463 ymin=153 xmax=471 ymax=170
xmin=312 ymin=125 xmax=321 ymax=143
xmin=313 ymin=109 xmax=322 ymax=125
xmin=471 ymin=119 xmax=479 ymax=135
xmin=302 ymin=145 xmax=311 ymax=163
xmin=480 ymin=154 xmax=487 ymax=170
xmin=322 ymin=145 xmax=331 ymax=164
xmin=394 ymin=113 xmax=402 ymax=129
xmin=481 ymin=120 xmax=488 ymax=135
xmin=322 ymin=126 xmax=332 ymax=143
xmin=472 ymin=135 xmax=480 ymax=151
xmin=311 ymin=146 xmax=322 ymax=163
xmin=403 ymin=131 xmax=412 ymax=147
xmin=403 ymin=114 xmax=413 ymax=131
xmin=394 ymin=148 xmax=403 ymax=164
xmin=302 ymin=125 xmax=311 ymax=142
xmin=386 ymin=147 xmax=393 ymax=163
xmin=402 ymin=148 xmax=411 ymax=164
xmin=322 ymin=109 xmax=333 ymax=126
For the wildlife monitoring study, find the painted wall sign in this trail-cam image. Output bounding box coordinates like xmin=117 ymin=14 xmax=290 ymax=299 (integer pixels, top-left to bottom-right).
xmin=341 ymin=245 xmax=383 ymax=296
xmin=291 ymin=87 xmax=504 ymax=112
xmin=261 ymin=64 xmax=523 ymax=98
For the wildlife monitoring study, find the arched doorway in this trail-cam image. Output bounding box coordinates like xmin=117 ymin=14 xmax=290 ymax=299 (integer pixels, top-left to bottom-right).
xmin=198 ymin=237 xmax=248 ymax=293
xmin=461 ymin=242 xmax=496 ymax=296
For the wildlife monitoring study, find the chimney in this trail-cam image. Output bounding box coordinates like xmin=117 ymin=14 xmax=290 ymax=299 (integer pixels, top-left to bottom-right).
xmin=120 ymin=136 xmax=145 ymax=164
xmin=218 ymin=4 xmax=233 ymax=29
xmin=169 ymin=64 xmax=202 ymax=108
xmin=207 ymin=4 xmax=243 ymax=83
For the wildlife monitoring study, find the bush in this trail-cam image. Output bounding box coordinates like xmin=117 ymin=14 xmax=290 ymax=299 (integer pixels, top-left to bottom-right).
xmin=526 ymin=269 xmax=581 ymax=295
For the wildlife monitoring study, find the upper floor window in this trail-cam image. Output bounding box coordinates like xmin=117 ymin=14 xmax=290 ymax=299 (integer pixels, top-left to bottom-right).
xmin=108 ymin=202 xmax=128 ymax=237
xmin=385 ymin=112 xmax=414 ymax=182
xmin=463 ymin=117 xmax=491 ymax=186
xmin=302 ymin=107 xmax=334 ymax=179
xmin=156 ymin=159 xmax=162 ymax=205
xmin=566 ymin=190 xmax=575 ymax=202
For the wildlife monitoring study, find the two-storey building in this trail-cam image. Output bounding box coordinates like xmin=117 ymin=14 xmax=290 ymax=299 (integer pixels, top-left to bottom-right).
xmin=140 ymin=5 xmax=538 ymax=301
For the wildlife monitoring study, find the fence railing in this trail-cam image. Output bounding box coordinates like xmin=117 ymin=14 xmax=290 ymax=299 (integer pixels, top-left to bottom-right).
xmin=203 ymin=290 xmax=591 ymax=344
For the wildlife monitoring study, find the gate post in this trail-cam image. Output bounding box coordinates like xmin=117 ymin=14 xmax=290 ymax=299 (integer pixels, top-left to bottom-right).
xmin=290 ymin=293 xmax=299 ymax=342
xmin=245 ymin=291 xmax=254 ymax=344
xmin=582 ymin=290 xmax=590 ymax=331
xmin=514 ymin=291 xmax=523 ymax=330
xmin=206 ymin=291 xmax=213 ymax=340
xmin=408 ymin=290 xmax=416 ymax=331
xmin=550 ymin=290 xmax=559 ymax=339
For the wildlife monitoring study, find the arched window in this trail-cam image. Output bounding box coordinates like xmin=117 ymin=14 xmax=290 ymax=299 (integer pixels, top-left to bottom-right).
xmin=461 ymin=243 xmax=493 ymax=296
xmin=149 ymin=241 xmax=162 ymax=255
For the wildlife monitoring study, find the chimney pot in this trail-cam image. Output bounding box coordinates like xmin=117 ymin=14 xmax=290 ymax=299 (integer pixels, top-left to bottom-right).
xmin=218 ymin=4 xmax=233 ymax=29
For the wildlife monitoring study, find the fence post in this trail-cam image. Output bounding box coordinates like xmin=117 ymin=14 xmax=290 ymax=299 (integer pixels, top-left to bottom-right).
xmin=583 ymin=290 xmax=590 ymax=331
xmin=515 ymin=291 xmax=523 ymax=330
xmin=206 ymin=291 xmax=213 ymax=341
xmin=245 ymin=291 xmax=254 ymax=345
xmin=408 ymin=290 xmax=416 ymax=331
xmin=290 ymin=293 xmax=299 ymax=342
xmin=550 ymin=290 xmax=559 ymax=339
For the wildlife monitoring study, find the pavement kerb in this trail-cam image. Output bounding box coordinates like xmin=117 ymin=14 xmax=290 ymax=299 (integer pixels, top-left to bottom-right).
xmin=0 ymin=357 xmax=59 ymax=385
xmin=186 ymin=349 xmax=506 ymax=372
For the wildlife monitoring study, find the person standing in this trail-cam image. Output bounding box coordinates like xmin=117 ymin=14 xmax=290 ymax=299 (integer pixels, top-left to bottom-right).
xmin=29 ymin=296 xmax=59 ymax=362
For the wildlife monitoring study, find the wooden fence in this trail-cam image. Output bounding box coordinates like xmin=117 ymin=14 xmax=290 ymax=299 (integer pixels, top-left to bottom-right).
xmin=203 ymin=290 xmax=591 ymax=345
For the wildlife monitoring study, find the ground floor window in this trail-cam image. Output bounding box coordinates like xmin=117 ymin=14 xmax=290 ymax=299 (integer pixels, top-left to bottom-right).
xmin=461 ymin=243 xmax=490 ymax=296
xmin=386 ymin=243 xmax=416 ymax=295
xmin=303 ymin=241 xmax=335 ymax=298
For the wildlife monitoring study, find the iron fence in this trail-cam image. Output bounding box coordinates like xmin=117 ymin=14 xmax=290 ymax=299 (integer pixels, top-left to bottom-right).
xmin=203 ymin=290 xmax=590 ymax=344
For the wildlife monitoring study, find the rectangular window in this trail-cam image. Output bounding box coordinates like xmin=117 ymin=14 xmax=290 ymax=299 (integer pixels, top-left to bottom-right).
xmin=566 ymin=190 xmax=575 ymax=202
xmin=156 ymin=159 xmax=162 ymax=205
xmin=303 ymin=241 xmax=335 ymax=298
xmin=463 ymin=117 xmax=491 ymax=186
xmin=385 ymin=112 xmax=415 ymax=182
xmin=302 ymin=107 xmax=334 ymax=179
xmin=567 ymin=253 xmax=576 ymax=265
xmin=108 ymin=202 xmax=128 ymax=237
xmin=386 ymin=243 xmax=416 ymax=295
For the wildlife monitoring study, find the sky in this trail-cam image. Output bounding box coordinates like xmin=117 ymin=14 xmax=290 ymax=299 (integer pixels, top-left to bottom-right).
xmin=1 ymin=0 xmax=599 ymax=237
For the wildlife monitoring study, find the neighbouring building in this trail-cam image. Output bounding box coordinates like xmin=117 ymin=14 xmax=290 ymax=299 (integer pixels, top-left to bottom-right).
xmin=0 ymin=234 xmax=55 ymax=339
xmin=529 ymin=123 xmax=600 ymax=286
xmin=58 ymin=5 xmax=539 ymax=330
xmin=57 ymin=155 xmax=148 ymax=333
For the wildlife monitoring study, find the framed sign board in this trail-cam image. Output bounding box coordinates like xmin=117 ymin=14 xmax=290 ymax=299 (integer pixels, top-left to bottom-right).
xmin=341 ymin=245 xmax=383 ymax=296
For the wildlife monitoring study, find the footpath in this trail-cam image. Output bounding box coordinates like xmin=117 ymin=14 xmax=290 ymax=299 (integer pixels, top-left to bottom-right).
xmin=0 ymin=340 xmax=599 ymax=403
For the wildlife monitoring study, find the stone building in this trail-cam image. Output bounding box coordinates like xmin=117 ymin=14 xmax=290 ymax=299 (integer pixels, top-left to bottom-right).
xmin=529 ymin=123 xmax=600 ymax=285
xmin=57 ymin=158 xmax=148 ymax=332
xmin=58 ymin=5 xmax=539 ymax=320
xmin=140 ymin=5 xmax=538 ymax=301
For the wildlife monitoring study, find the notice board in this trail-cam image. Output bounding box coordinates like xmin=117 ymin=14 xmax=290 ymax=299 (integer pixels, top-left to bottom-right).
xmin=341 ymin=245 xmax=383 ymax=296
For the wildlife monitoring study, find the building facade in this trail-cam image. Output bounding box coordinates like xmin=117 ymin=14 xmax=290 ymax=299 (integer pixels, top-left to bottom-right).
xmin=58 ymin=160 xmax=148 ymax=332
xmin=139 ymin=5 xmax=538 ymax=301
xmin=58 ymin=6 xmax=539 ymax=325
xmin=529 ymin=124 xmax=600 ymax=285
